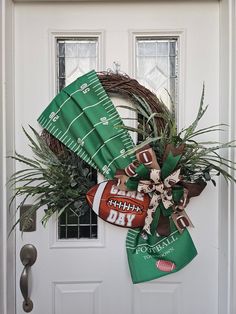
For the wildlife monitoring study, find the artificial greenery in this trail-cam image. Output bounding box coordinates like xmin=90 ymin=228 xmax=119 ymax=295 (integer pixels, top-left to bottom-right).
xmin=121 ymin=85 xmax=236 ymax=185
xmin=9 ymin=127 xmax=95 ymax=232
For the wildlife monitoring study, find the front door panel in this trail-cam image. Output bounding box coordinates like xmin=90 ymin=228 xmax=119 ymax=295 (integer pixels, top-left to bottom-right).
xmin=14 ymin=2 xmax=219 ymax=313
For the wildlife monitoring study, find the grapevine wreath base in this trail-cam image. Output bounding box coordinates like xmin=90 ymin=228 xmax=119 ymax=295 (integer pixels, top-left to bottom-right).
xmin=11 ymin=70 xmax=235 ymax=283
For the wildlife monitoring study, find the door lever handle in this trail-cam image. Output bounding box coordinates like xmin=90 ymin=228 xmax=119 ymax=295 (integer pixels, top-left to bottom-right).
xmin=20 ymin=244 xmax=37 ymax=312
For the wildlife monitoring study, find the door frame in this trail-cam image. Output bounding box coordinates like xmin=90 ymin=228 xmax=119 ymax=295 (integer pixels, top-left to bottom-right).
xmin=0 ymin=1 xmax=235 ymax=314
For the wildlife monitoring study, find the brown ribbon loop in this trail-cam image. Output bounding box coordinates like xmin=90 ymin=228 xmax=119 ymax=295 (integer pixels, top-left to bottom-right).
xmin=136 ymin=146 xmax=160 ymax=170
xmin=171 ymin=210 xmax=194 ymax=234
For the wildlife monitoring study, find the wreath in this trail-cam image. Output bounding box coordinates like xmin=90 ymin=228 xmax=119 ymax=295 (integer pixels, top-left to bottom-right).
xmin=10 ymin=70 xmax=235 ymax=283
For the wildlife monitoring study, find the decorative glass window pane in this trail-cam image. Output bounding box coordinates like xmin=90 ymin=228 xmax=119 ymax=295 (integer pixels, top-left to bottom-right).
xmin=57 ymin=38 xmax=98 ymax=91
xmin=135 ymin=37 xmax=178 ymax=115
xmin=58 ymin=204 xmax=98 ymax=240
xmin=56 ymin=37 xmax=99 ymax=240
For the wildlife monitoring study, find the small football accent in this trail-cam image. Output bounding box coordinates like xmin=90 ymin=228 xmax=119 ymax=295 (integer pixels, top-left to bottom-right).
xmin=176 ymin=215 xmax=190 ymax=230
xmin=156 ymin=260 xmax=176 ymax=272
xmin=86 ymin=180 xmax=150 ymax=228
xmin=138 ymin=150 xmax=153 ymax=165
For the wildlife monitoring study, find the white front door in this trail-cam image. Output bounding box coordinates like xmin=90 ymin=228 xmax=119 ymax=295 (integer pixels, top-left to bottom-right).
xmin=14 ymin=1 xmax=219 ymax=314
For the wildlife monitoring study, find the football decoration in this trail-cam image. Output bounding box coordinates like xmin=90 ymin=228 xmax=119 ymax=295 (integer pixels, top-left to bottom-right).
xmin=156 ymin=260 xmax=176 ymax=273
xmin=10 ymin=70 xmax=236 ymax=284
xmin=86 ymin=180 xmax=150 ymax=228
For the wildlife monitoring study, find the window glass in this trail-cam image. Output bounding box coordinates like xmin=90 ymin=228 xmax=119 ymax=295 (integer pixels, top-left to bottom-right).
xmin=136 ymin=37 xmax=178 ymax=115
xmin=56 ymin=37 xmax=99 ymax=240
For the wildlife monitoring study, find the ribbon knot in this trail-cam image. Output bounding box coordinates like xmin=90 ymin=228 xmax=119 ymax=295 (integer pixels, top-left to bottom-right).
xmin=137 ymin=168 xmax=181 ymax=209
xmin=136 ymin=168 xmax=182 ymax=234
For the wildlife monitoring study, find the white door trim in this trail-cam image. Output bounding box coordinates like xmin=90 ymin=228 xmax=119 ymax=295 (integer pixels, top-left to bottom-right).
xmin=0 ymin=1 xmax=15 ymax=314
xmin=219 ymin=1 xmax=236 ymax=313
xmin=0 ymin=1 xmax=235 ymax=314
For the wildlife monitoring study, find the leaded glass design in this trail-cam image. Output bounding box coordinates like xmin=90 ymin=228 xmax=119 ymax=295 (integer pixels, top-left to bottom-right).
xmin=135 ymin=37 xmax=178 ymax=115
xmin=56 ymin=37 xmax=99 ymax=240
xmin=57 ymin=38 xmax=98 ymax=91
xmin=58 ymin=197 xmax=98 ymax=239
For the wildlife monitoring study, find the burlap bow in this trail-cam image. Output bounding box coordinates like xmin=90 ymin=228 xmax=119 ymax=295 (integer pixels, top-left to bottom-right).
xmin=116 ymin=145 xmax=205 ymax=236
xmin=137 ymin=168 xmax=183 ymax=234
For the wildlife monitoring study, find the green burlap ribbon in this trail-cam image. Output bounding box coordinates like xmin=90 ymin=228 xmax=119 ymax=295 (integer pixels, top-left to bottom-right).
xmin=37 ymin=70 xmax=135 ymax=179
xmin=126 ymin=225 xmax=197 ymax=283
xmin=125 ymin=151 xmax=182 ymax=190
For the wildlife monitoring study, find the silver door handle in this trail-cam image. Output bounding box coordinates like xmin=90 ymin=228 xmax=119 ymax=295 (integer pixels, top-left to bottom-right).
xmin=20 ymin=244 xmax=37 ymax=312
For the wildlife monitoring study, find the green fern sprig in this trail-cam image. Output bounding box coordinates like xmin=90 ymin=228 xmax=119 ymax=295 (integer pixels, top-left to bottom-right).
xmin=9 ymin=127 xmax=95 ymax=232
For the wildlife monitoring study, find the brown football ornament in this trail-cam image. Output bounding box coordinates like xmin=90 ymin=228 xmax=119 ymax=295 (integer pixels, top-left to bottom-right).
xmin=86 ymin=180 xmax=150 ymax=228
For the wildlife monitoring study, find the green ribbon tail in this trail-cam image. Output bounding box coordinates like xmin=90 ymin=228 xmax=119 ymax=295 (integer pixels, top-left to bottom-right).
xmin=161 ymin=151 xmax=182 ymax=179
xmin=150 ymin=206 xmax=161 ymax=235
xmin=126 ymin=226 xmax=198 ymax=283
